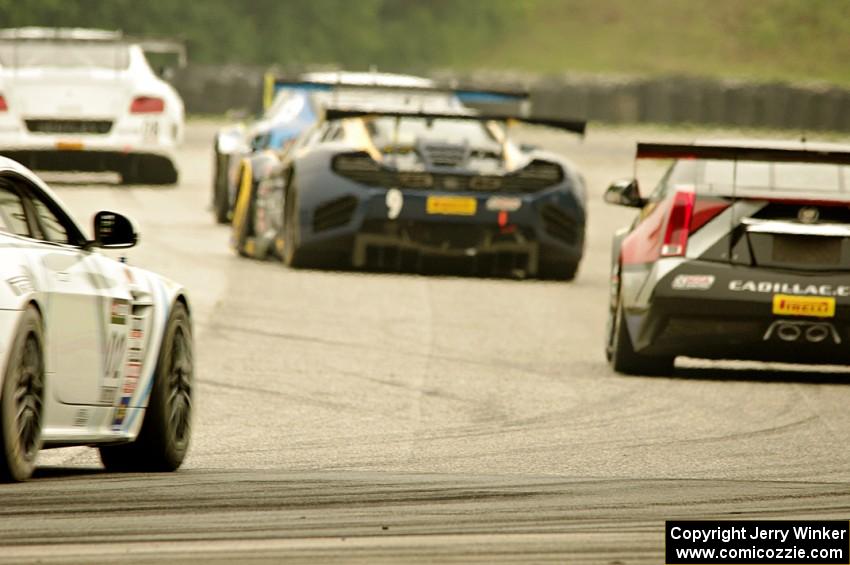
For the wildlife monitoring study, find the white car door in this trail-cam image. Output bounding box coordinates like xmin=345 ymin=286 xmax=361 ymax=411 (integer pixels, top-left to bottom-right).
xmin=6 ymin=177 xmax=133 ymax=407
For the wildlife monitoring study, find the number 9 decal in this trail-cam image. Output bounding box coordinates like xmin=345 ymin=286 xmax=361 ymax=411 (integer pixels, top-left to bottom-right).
xmin=386 ymin=188 xmax=403 ymax=220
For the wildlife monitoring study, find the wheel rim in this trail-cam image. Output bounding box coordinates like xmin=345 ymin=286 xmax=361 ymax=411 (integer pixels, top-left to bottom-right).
xmin=14 ymin=333 xmax=43 ymax=461
xmin=166 ymin=324 xmax=192 ymax=447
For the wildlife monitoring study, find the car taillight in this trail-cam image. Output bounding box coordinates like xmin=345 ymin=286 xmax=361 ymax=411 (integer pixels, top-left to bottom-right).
xmin=0 ymin=95 xmax=7 ymax=112
xmin=660 ymin=189 xmax=695 ymax=256
xmin=620 ymin=187 xmax=730 ymax=266
xmin=661 ymin=189 xmax=732 ymax=257
xmin=130 ymin=96 xmax=164 ymax=113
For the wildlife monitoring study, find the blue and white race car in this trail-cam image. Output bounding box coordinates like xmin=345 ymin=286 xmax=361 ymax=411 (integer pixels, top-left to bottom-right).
xmin=0 ymin=156 xmax=192 ymax=481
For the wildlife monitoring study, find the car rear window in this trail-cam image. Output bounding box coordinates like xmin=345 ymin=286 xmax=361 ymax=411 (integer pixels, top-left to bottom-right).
xmin=0 ymin=40 xmax=130 ymax=69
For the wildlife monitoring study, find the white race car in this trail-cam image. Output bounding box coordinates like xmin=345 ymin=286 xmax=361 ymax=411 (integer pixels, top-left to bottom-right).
xmin=0 ymin=27 xmax=184 ymax=185
xmin=0 ymin=156 xmax=193 ymax=481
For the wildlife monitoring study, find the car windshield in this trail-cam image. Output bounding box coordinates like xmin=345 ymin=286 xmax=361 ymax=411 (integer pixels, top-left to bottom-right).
xmin=669 ymin=159 xmax=850 ymax=195
xmin=366 ymin=117 xmax=499 ymax=150
xmin=0 ymin=40 xmax=130 ymax=69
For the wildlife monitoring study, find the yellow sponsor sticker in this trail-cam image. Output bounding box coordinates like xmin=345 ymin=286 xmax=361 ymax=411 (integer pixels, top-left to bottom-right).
xmin=426 ymin=196 xmax=477 ymax=216
xmin=772 ymin=294 xmax=835 ymax=318
xmin=56 ymin=141 xmax=83 ymax=150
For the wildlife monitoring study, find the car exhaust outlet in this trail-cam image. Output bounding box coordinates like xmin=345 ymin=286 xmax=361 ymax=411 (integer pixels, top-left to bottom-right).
xmin=805 ymin=324 xmax=830 ymax=343
xmin=776 ymin=323 xmax=802 ymax=342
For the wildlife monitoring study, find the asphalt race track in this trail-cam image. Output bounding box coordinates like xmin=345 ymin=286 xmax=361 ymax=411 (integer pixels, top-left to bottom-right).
xmin=3 ymin=122 xmax=850 ymax=564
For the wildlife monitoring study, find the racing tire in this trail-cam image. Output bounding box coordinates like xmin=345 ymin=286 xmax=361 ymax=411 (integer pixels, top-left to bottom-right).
xmin=0 ymin=306 xmax=45 ymax=482
xmin=609 ymin=297 xmax=674 ymax=376
xmin=233 ymin=176 xmax=258 ymax=258
xmin=538 ymin=260 xmax=579 ymax=281
xmin=282 ymin=184 xmax=306 ymax=268
xmin=213 ymin=150 xmax=231 ymax=224
xmin=99 ymin=302 xmax=193 ymax=472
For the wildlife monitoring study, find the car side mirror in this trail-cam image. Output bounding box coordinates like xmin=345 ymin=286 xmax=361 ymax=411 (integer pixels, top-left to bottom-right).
xmin=92 ymin=211 xmax=138 ymax=249
xmin=604 ymin=179 xmax=645 ymax=208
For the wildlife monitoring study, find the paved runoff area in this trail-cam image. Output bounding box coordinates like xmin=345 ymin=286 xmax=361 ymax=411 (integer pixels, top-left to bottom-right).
xmin=3 ymin=121 xmax=850 ymax=563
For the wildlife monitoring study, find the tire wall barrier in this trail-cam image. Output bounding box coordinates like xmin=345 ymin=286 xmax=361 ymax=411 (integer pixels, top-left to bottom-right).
xmin=172 ymin=66 xmax=850 ymax=132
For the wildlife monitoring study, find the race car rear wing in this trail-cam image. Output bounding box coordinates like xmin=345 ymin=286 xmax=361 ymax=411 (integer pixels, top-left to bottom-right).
xmin=323 ymin=107 xmax=587 ymax=135
xmin=636 ymin=142 xmax=850 ymax=165
xmin=0 ymin=28 xmax=188 ymax=67
xmin=264 ymin=72 xmax=529 ymax=111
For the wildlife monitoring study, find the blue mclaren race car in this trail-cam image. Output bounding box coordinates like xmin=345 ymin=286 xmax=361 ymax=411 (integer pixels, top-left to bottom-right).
xmin=231 ymin=105 xmax=588 ymax=280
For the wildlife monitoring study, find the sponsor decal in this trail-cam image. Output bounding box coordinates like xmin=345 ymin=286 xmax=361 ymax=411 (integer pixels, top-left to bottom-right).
xmin=73 ymin=408 xmax=89 ymax=427
xmin=111 ymin=397 xmax=130 ymax=430
xmin=730 ymin=280 xmax=850 ymax=297
xmin=122 ymin=374 xmax=139 ymax=394
xmin=485 ymin=196 xmax=522 ymax=212
xmin=110 ymin=299 xmax=129 ymax=325
xmin=426 ymin=196 xmax=477 ymax=216
xmin=56 ymin=140 xmax=83 ymax=151
xmin=129 ymin=316 xmax=145 ymax=345
xmin=99 ymin=386 xmax=117 ymax=405
xmin=772 ymin=294 xmax=835 ymax=318
xmin=102 ymin=331 xmax=126 ymax=402
xmin=672 ymin=274 xmax=715 ymax=291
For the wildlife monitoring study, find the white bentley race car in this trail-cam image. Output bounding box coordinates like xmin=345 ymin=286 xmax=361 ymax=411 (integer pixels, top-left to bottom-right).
xmin=0 ymin=27 xmax=184 ymax=184
xmin=0 ymin=156 xmax=193 ymax=481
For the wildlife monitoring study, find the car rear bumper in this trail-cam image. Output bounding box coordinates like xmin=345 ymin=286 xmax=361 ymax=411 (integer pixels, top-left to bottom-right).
xmin=0 ymin=149 xmax=176 ymax=174
xmin=628 ymin=260 xmax=850 ymax=363
xmin=302 ymin=187 xmax=586 ymax=273
xmin=0 ymin=114 xmax=178 ymax=171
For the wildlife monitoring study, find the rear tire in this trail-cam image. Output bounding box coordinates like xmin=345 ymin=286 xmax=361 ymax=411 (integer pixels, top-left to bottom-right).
xmin=213 ymin=150 xmax=231 ymax=224
xmin=99 ymin=302 xmax=193 ymax=472
xmin=232 ymin=174 xmax=258 ymax=258
xmin=0 ymin=307 xmax=44 ymax=482
xmin=283 ymin=186 xmax=306 ymax=268
xmin=609 ymin=297 xmax=674 ymax=376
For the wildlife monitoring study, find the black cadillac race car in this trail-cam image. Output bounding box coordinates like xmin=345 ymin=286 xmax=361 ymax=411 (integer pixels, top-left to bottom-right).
xmin=604 ymin=140 xmax=850 ymax=375
xmin=231 ymin=105 xmax=587 ymax=279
